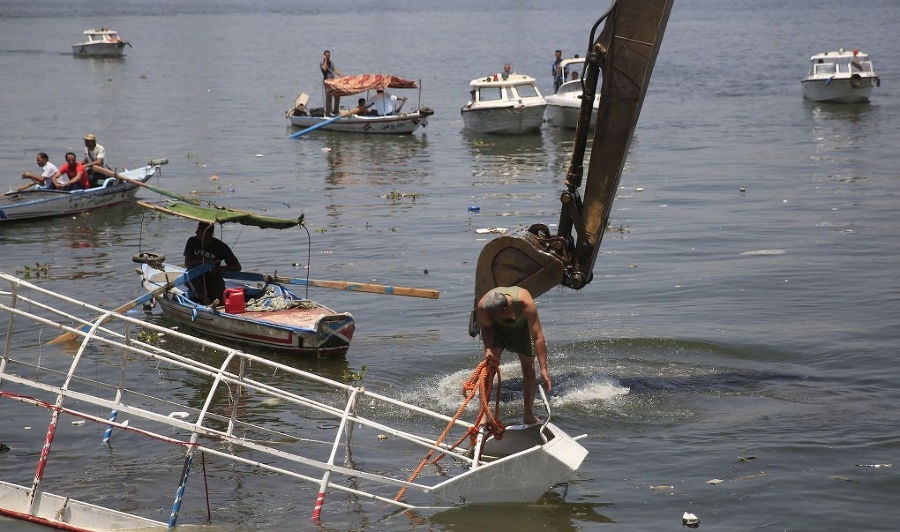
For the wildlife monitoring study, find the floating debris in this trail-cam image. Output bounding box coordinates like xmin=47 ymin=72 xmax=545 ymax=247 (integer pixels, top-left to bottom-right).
xmin=706 ymin=479 xmax=724 ymax=485
xmin=738 ymin=455 xmax=756 ymax=462
xmin=649 ymin=485 xmax=673 ymax=490
xmin=475 ymin=228 xmax=508 ymax=234
xmin=833 ymin=476 xmax=859 ymax=483
xmin=168 ymin=412 xmax=189 ymax=419
xmin=377 ymin=434 xmax=388 ymax=441
xmin=682 ymin=512 xmax=700 ymax=528
xmin=71 ymin=420 xmax=85 ymax=426
xmin=856 ymin=464 xmax=892 ymax=468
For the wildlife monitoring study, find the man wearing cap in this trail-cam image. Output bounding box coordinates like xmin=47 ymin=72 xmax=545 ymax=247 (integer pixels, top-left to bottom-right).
xmin=476 ymin=286 xmax=552 ymax=425
xmin=365 ymin=88 xmax=407 ymax=116
xmin=82 ymin=134 xmax=107 ymax=187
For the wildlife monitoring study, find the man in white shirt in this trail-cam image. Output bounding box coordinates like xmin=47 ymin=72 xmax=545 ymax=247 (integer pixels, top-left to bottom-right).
xmin=365 ymin=89 xmax=407 ymax=116
xmin=21 ymin=152 xmax=60 ymax=189
xmin=82 ymin=133 xmax=107 ymax=187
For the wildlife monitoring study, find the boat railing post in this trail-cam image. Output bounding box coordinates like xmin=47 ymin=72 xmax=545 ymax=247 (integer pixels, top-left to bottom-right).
xmin=227 ymin=357 xmax=246 ymax=437
xmin=103 ymin=322 xmax=132 ymax=444
xmin=312 ymin=386 xmax=360 ymax=521
xmin=1 ymin=280 xmax=19 ymax=382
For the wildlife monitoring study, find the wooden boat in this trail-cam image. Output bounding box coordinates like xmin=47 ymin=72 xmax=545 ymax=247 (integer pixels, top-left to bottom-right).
xmin=0 ymin=163 xmax=160 ymax=223
xmin=461 ymin=73 xmax=547 ymax=134
xmin=72 ymin=28 xmax=130 ymax=57
xmin=134 ymin=201 xmax=355 ymax=357
xmin=1 ymin=270 xmax=587 ymax=529
xmin=544 ymin=58 xmax=601 ymax=129
xmin=287 ymin=74 xmax=434 ymax=135
xmin=139 ymin=261 xmax=355 ymax=357
xmin=801 ymin=48 xmax=881 ymax=103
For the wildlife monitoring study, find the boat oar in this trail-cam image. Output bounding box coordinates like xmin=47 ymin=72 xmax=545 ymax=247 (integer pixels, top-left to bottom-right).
xmin=92 ymin=163 xmax=199 ymax=205
xmin=225 ymin=271 xmax=440 ymax=299
xmin=288 ymin=113 xmax=346 ymax=139
xmin=46 ymin=262 xmax=214 ymax=345
xmin=4 ymin=182 xmax=36 ymax=196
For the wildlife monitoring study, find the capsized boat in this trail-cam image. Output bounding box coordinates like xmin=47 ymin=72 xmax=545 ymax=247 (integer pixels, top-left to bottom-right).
xmin=544 ymin=58 xmax=601 ymax=130
xmin=1 ymin=271 xmax=587 ymax=529
xmin=461 ymin=72 xmax=547 ymax=134
xmin=72 ymin=28 xmax=130 ymax=57
xmin=135 ymin=200 xmax=355 ymax=357
xmin=801 ymin=48 xmax=880 ymax=103
xmin=287 ymin=74 xmax=434 ymax=134
xmin=0 ymin=162 xmax=162 ymax=223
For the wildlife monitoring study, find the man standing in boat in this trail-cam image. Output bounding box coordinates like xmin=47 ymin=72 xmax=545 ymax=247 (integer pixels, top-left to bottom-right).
xmin=320 ymin=50 xmax=343 ymax=116
xmin=184 ymin=222 xmax=242 ymax=306
xmin=476 ymin=286 xmax=552 ymax=425
xmin=551 ymin=49 xmax=567 ymax=93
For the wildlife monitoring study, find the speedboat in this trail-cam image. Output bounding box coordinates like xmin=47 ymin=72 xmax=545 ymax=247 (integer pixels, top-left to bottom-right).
xmin=287 ymin=74 xmax=434 ymax=135
xmin=801 ymin=48 xmax=880 ymax=103
xmin=544 ymin=58 xmax=601 ymax=129
xmin=72 ymin=28 xmax=130 ymax=57
xmin=461 ymin=73 xmax=547 ymax=134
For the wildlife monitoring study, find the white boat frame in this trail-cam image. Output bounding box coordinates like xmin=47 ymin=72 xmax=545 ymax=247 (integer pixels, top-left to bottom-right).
xmin=461 ymin=73 xmax=547 ymax=134
xmin=1 ymin=272 xmax=588 ymax=530
xmin=801 ymin=48 xmax=880 ymax=104
xmin=72 ymin=29 xmax=130 ymax=57
xmin=544 ymin=58 xmax=601 ymax=130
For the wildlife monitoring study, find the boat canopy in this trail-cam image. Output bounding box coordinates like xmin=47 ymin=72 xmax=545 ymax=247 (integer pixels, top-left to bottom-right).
xmin=138 ymin=201 xmax=302 ymax=229
xmin=324 ymin=74 xmax=418 ymax=96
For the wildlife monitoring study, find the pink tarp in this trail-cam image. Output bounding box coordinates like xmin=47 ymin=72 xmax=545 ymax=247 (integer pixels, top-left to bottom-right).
xmin=324 ymin=74 xmax=419 ymax=96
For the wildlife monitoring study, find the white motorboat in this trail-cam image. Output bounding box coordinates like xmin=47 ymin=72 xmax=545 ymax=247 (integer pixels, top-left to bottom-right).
xmin=461 ymin=73 xmax=547 ymax=134
xmin=72 ymin=28 xmax=130 ymax=57
xmin=544 ymin=58 xmax=601 ymax=129
xmin=801 ymin=48 xmax=880 ymax=103
xmin=0 ymin=271 xmax=588 ymax=529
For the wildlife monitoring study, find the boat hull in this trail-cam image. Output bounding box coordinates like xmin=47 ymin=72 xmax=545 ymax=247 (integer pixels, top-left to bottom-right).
xmin=0 ymin=165 xmax=157 ymax=222
xmin=461 ymin=104 xmax=546 ymax=134
xmin=288 ymin=111 xmax=430 ymax=134
xmin=142 ymin=263 xmax=355 ymax=357
xmin=72 ymin=42 xmax=126 ymax=57
xmin=801 ymin=78 xmax=874 ymax=103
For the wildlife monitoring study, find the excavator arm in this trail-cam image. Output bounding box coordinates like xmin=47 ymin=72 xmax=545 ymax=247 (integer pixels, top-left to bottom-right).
xmin=471 ymin=0 xmax=674 ymax=331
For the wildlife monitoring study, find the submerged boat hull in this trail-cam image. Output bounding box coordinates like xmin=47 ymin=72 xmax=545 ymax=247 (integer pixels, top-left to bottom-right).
xmin=0 ymin=165 xmax=158 ymax=222
xmin=142 ymin=263 xmax=355 ymax=357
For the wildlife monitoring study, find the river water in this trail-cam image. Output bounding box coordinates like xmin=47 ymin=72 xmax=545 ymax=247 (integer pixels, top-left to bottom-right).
xmin=1 ymin=0 xmax=899 ymax=530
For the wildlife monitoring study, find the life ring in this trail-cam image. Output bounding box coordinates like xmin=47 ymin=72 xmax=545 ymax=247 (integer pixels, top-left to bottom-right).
xmin=850 ymin=74 xmax=863 ymax=89
xmin=133 ymin=252 xmax=166 ymax=264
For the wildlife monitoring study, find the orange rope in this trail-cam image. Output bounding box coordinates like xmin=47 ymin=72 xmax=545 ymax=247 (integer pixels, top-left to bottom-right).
xmin=394 ymin=360 xmax=506 ymax=501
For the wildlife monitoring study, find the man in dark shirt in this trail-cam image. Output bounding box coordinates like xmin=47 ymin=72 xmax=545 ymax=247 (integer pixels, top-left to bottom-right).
xmin=183 ymin=222 xmax=241 ymax=305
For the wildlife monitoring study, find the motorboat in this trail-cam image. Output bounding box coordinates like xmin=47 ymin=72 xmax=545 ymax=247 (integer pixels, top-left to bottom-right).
xmin=1 ymin=271 xmax=587 ymax=529
xmin=801 ymin=48 xmax=880 ymax=103
xmin=72 ymin=28 xmax=130 ymax=57
xmin=544 ymin=58 xmax=601 ymax=129
xmin=0 ymin=162 xmax=162 ymax=222
xmin=287 ymin=74 xmax=434 ymax=135
xmin=461 ymin=73 xmax=547 ymax=134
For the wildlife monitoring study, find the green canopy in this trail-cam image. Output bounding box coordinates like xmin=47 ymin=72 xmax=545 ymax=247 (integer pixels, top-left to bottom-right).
xmin=138 ymin=201 xmax=303 ymax=230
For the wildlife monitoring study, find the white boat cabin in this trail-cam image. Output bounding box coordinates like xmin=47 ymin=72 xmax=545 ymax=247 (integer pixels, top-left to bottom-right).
xmin=806 ymin=49 xmax=874 ymax=79
xmin=468 ymin=74 xmax=545 ymax=106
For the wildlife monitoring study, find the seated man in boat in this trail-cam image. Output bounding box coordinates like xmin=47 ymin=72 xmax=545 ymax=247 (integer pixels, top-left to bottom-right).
xmin=21 ymin=152 xmax=60 ymax=189
xmin=476 ymin=287 xmax=552 ymax=425
xmin=49 ymin=152 xmax=90 ymax=190
xmin=348 ymin=97 xmax=372 ymax=116
xmin=81 ymin=133 xmax=108 ymax=187
xmin=184 ymin=222 xmax=242 ymax=306
xmin=365 ymin=89 xmax=407 ymax=116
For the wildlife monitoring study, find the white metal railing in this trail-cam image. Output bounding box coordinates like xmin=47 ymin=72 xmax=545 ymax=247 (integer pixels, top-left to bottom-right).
xmin=1 ymin=271 xmax=486 ymax=527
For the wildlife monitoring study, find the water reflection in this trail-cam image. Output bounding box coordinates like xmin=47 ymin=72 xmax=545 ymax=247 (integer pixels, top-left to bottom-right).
xmin=806 ymin=101 xmax=875 ymax=173
xmin=322 ymin=133 xmax=431 ymax=187
xmin=427 ymin=495 xmax=612 ymax=530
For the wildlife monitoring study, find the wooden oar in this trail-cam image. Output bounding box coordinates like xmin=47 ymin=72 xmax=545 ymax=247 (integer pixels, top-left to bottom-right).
xmin=92 ymin=163 xmax=199 ymax=205
xmin=4 ymin=182 xmax=36 ymax=196
xmin=288 ymin=113 xmax=346 ymax=139
xmin=225 ymin=271 xmax=440 ymax=299
xmin=46 ymin=262 xmax=214 ymax=345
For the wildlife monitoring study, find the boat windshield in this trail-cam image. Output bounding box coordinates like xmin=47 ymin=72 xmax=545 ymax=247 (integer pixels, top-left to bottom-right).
xmin=514 ymin=84 xmax=540 ymax=98
xmin=478 ymin=87 xmax=503 ymax=102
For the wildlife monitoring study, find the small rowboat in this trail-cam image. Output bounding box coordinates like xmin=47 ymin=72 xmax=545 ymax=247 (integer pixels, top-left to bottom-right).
xmin=0 ymin=163 xmax=160 ymax=223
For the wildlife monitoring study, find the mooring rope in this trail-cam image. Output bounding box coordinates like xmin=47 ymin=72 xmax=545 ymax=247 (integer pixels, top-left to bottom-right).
xmin=394 ymin=359 xmax=506 ymax=501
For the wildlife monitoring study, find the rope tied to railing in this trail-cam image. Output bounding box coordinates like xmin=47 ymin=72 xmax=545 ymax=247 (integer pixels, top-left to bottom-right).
xmin=394 ymin=359 xmax=506 ymax=501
